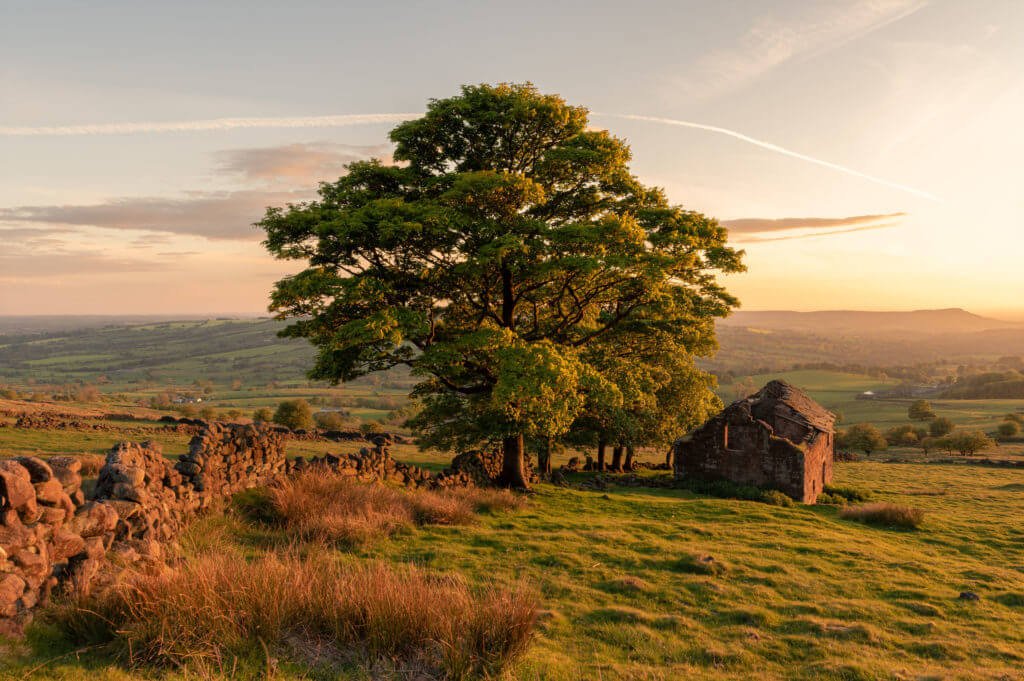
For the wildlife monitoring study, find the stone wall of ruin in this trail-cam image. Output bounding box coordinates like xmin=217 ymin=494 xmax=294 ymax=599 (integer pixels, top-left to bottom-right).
xmin=673 ymin=403 xmax=832 ymax=504
xmin=0 ymin=423 xmax=483 ymax=637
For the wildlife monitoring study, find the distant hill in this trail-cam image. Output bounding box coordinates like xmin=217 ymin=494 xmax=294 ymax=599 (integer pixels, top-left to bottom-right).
xmin=0 ymin=315 xmax=247 ymax=336
xmin=719 ymin=308 xmax=1019 ymax=336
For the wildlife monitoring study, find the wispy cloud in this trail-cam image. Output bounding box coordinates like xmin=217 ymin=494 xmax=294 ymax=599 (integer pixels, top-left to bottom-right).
xmin=0 ymin=141 xmax=396 ymax=240
xmin=0 ymin=113 xmax=420 ymax=137
xmin=0 ymin=189 xmax=313 ymax=240
xmin=600 ymin=114 xmax=942 ymax=201
xmin=675 ymin=0 xmax=929 ymax=98
xmin=724 ymin=212 xmax=906 ymax=233
xmin=216 ymin=142 xmax=392 ymax=186
xmin=737 ymin=221 xmax=901 ymax=243
xmin=725 ymin=212 xmax=906 ymax=242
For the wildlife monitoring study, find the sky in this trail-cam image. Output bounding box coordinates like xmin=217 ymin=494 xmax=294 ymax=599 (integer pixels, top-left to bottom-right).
xmin=1 ymin=0 xmax=1022 ymax=317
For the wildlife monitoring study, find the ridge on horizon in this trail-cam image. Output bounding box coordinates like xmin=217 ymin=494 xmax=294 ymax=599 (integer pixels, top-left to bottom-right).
xmin=721 ymin=307 xmax=1023 ymax=334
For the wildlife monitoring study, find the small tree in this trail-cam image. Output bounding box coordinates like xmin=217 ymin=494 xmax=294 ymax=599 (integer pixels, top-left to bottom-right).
xmin=843 ymin=424 xmax=887 ymax=455
xmin=359 ymin=420 xmax=384 ymax=435
xmin=997 ymin=420 xmax=1021 ymax=439
xmin=253 ymin=407 xmax=273 ymax=423
xmin=151 ymin=392 xmax=173 ymax=409
xmin=1004 ymin=412 xmax=1024 ymax=425
xmin=929 ymin=416 xmax=955 ymax=437
xmin=920 ymin=436 xmax=936 ymax=454
xmin=946 ymin=429 xmax=995 ymax=456
xmin=884 ymin=424 xmax=922 ymax=447
xmin=273 ymin=399 xmax=314 ymax=430
xmin=908 ymin=399 xmax=935 ymax=421
xmin=198 ymin=405 xmax=218 ymax=420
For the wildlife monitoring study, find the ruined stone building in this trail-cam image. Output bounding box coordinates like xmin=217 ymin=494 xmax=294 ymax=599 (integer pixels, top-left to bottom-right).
xmin=673 ymin=380 xmax=836 ymax=503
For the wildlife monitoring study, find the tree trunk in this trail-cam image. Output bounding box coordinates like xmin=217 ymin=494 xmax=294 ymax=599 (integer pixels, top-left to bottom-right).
xmin=498 ymin=434 xmax=529 ymax=489
xmin=624 ymin=445 xmax=635 ymax=471
xmin=538 ymin=437 xmax=552 ymax=476
xmin=665 ymin=446 xmax=674 ymax=469
xmin=611 ymin=445 xmax=623 ymax=472
xmin=597 ymin=440 xmax=607 ymax=471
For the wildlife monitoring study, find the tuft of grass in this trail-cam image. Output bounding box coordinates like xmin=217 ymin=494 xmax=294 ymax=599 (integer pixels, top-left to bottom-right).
xmin=259 ymin=470 xmax=523 ymax=545
xmin=444 ymin=485 xmax=527 ymax=514
xmin=840 ymin=502 xmax=924 ymax=529
xmin=76 ymin=452 xmax=106 ymax=478
xmin=40 ymin=550 xmax=538 ymax=679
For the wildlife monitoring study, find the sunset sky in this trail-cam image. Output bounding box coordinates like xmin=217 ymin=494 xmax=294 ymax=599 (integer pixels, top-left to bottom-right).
xmin=2 ymin=0 xmax=1022 ymax=317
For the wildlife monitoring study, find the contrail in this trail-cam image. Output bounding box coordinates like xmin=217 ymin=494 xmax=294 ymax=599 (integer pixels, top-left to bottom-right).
xmin=2 ymin=109 xmax=942 ymax=202
xmin=0 ymin=113 xmax=421 ymax=136
xmin=596 ymin=113 xmax=943 ymax=202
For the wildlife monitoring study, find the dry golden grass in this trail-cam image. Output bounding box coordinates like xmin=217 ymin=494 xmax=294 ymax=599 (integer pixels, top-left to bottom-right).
xmin=840 ymin=502 xmax=925 ymax=528
xmin=262 ymin=470 xmax=524 ymax=545
xmin=48 ymin=549 xmax=538 ymax=679
xmin=76 ymin=452 xmax=106 ymax=477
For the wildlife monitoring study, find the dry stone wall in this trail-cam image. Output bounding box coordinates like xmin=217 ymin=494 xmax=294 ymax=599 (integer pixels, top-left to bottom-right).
xmin=0 ymin=423 xmax=486 ymax=636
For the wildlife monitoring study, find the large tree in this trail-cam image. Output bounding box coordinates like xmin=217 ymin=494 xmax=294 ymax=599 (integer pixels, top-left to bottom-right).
xmin=260 ymin=83 xmax=744 ymax=488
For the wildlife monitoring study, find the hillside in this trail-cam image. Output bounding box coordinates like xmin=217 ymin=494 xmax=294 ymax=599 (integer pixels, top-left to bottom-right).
xmin=720 ymin=308 xmax=1018 ymax=336
xmin=0 ymin=318 xmax=313 ymax=386
xmin=5 ymin=315 xmax=1024 ymax=390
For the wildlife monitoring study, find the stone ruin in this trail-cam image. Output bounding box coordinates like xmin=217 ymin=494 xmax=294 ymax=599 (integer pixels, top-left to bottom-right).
xmin=673 ymin=380 xmax=836 ymax=504
xmin=0 ymin=423 xmax=490 ymax=637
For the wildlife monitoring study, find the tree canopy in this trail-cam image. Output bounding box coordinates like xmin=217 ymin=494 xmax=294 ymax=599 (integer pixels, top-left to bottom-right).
xmin=908 ymin=399 xmax=935 ymax=421
xmin=260 ymin=83 xmax=744 ymax=487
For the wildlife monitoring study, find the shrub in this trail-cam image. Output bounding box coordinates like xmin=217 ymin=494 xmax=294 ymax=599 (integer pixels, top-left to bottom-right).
xmin=840 ymin=502 xmax=924 ymax=528
xmin=273 ymin=399 xmax=314 ymax=430
xmin=252 ymin=407 xmax=273 ymax=423
xmin=997 ymin=420 xmax=1020 ymax=439
xmin=41 ymin=551 xmax=538 ymax=678
xmin=313 ymin=410 xmax=350 ymax=430
xmin=1004 ymin=412 xmax=1024 ymax=425
xmin=677 ymin=477 xmax=793 ymax=507
xmin=359 ymin=420 xmax=384 ymax=434
xmin=74 ymin=385 xmax=101 ymax=402
xmin=150 ymin=392 xmax=173 ymax=409
xmin=198 ymin=405 xmax=218 ymax=420
xmin=174 ymin=404 xmax=198 ymax=418
xmin=822 ymin=484 xmax=871 ymax=503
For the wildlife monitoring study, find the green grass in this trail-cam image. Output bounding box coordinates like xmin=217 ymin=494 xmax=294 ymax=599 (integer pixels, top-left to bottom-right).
xmin=5 ymin=457 xmax=1024 ymax=680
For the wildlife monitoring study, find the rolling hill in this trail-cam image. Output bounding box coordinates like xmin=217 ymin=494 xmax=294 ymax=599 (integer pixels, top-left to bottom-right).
xmin=719 ymin=308 xmax=1019 ymax=336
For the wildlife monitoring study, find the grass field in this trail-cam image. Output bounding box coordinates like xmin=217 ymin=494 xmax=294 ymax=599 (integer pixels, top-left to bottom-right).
xmin=4 ymin=456 xmax=1024 ymax=680
xmin=4 ymin=356 xmax=1024 ymax=678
